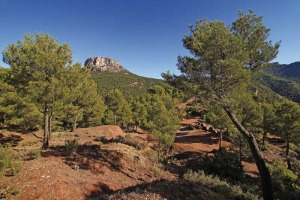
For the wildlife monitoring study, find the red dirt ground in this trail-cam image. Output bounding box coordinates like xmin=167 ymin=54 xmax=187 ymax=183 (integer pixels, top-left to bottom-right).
xmin=0 ymin=117 xmax=284 ymax=199
xmin=175 ymin=118 xmax=231 ymax=153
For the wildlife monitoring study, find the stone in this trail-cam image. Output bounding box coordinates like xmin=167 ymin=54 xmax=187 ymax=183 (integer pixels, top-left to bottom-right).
xmin=84 ymin=57 xmax=129 ymax=73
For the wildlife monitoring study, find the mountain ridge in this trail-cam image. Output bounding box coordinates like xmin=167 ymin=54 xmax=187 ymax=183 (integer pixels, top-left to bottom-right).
xmin=264 ymin=62 xmax=300 ymax=81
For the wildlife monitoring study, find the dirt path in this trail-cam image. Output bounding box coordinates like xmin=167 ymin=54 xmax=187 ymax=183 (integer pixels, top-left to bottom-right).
xmin=174 ymin=118 xmax=231 ymax=153
xmin=173 ymin=118 xmax=261 ymax=176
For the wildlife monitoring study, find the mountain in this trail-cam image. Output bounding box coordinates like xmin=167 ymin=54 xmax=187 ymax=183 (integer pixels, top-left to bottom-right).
xmin=85 ymin=57 xmax=169 ymax=97
xmin=263 ymin=62 xmax=300 ymax=81
xmin=254 ymin=62 xmax=300 ymax=102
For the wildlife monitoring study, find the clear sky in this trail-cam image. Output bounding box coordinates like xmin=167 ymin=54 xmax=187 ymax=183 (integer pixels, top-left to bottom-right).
xmin=1 ymin=0 xmax=299 ymax=78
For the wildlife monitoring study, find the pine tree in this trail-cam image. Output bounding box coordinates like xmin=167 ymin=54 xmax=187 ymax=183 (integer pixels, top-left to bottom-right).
xmin=261 ymin=103 xmax=276 ymax=145
xmin=0 ymin=76 xmax=19 ymax=126
xmin=274 ymin=100 xmax=300 ymax=170
xmin=105 ymin=89 xmax=132 ymax=125
xmin=131 ymin=99 xmax=148 ymax=129
xmin=103 ymin=110 xmax=115 ymax=125
xmin=3 ymin=33 xmax=73 ymax=148
xmin=60 ymin=65 xmax=106 ymax=130
xmin=165 ymin=11 xmax=279 ymax=199
xmin=143 ymin=86 xmax=180 ymax=159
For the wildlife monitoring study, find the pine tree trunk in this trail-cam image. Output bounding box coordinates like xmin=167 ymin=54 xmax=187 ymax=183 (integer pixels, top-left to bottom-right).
xmin=219 ymin=131 xmax=223 ymax=149
xmin=158 ymin=139 xmax=161 ymax=160
xmin=223 ymin=106 xmax=273 ymax=200
xmin=263 ymin=131 xmax=267 ymax=145
xmin=239 ymin=135 xmax=243 ymax=164
xmin=71 ymin=116 xmax=78 ymax=132
xmin=286 ymin=134 xmax=291 ymax=170
xmin=135 ymin=121 xmax=139 ymax=133
xmin=48 ymin=111 xmax=52 ymax=139
xmin=42 ymin=102 xmax=49 ymax=149
xmin=0 ymin=113 xmax=7 ymax=125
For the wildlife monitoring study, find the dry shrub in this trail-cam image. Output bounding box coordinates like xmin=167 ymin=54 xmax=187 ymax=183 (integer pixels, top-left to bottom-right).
xmin=65 ymin=139 xmax=78 ymax=155
xmin=0 ymin=145 xmax=22 ymax=176
xmin=0 ymin=178 xmax=19 ymax=199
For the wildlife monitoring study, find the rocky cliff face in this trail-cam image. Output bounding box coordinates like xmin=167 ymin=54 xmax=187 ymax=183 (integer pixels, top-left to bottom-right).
xmin=84 ymin=57 xmax=128 ymax=73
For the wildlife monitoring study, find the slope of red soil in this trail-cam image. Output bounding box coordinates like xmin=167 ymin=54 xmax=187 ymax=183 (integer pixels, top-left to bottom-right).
xmin=0 ymin=118 xmax=286 ymax=199
xmin=6 ymin=142 xmax=174 ymax=200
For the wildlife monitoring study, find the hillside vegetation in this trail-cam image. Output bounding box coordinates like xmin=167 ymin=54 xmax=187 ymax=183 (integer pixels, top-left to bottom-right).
xmin=264 ymin=62 xmax=300 ymax=80
xmin=254 ymin=63 xmax=300 ymax=103
xmin=92 ymin=72 xmax=169 ymax=97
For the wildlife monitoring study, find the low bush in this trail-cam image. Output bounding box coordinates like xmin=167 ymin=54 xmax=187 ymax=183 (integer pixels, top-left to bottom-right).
xmin=0 ymin=178 xmax=19 ymax=199
xmin=26 ymin=149 xmax=41 ymax=159
xmin=97 ymin=135 xmax=146 ymax=150
xmin=98 ymin=136 xmax=110 ymax=144
xmin=143 ymin=148 xmax=159 ymax=162
xmin=65 ymin=139 xmax=78 ymax=155
xmin=151 ymin=162 xmax=165 ymax=179
xmin=268 ymin=159 xmax=300 ymax=199
xmin=0 ymin=145 xmax=21 ymax=176
xmin=122 ymin=135 xmax=146 ymax=150
xmin=184 ymin=170 xmax=259 ymax=200
xmin=189 ymin=148 xmax=245 ymax=181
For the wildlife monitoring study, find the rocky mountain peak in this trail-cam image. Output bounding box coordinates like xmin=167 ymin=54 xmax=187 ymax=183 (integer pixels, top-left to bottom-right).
xmin=85 ymin=57 xmax=128 ymax=73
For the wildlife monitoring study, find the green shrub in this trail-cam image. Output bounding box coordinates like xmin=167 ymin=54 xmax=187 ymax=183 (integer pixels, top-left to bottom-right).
xmin=268 ymin=159 xmax=300 ymax=199
xmin=65 ymin=139 xmax=78 ymax=155
xmin=55 ymin=132 xmax=63 ymax=138
xmin=27 ymin=149 xmax=41 ymax=159
xmin=98 ymin=136 xmax=110 ymax=144
xmin=191 ymin=148 xmax=244 ymax=181
xmin=260 ymin=142 xmax=269 ymax=151
xmin=0 ymin=145 xmax=21 ymax=175
xmin=122 ymin=135 xmax=146 ymax=150
xmin=184 ymin=170 xmax=259 ymax=200
xmin=97 ymin=135 xmax=146 ymax=150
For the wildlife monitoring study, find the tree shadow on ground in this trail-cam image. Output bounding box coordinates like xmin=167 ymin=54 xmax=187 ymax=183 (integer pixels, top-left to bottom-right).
xmin=166 ymin=151 xmax=204 ymax=176
xmin=86 ymin=182 xmax=113 ymax=199
xmin=179 ymin=126 xmax=195 ymax=131
xmin=87 ymin=179 xmax=218 ymax=200
xmin=175 ymin=133 xmax=219 ymax=145
xmin=0 ymin=126 xmax=36 ymax=134
xmin=267 ymin=137 xmax=285 ymax=144
xmin=0 ymin=133 xmax=23 ymax=147
xmin=176 ymin=131 xmax=191 ymax=137
xmin=42 ymin=144 xmax=124 ymax=174
xmin=171 ymin=151 xmax=203 ymax=160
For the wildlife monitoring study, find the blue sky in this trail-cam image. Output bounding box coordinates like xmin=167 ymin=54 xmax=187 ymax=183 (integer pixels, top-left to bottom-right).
xmin=1 ymin=0 xmax=299 ymax=79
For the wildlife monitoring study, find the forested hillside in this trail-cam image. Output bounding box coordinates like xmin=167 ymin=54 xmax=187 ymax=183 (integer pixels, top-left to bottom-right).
xmin=254 ymin=63 xmax=300 ymax=102
xmin=92 ymin=72 xmax=169 ymax=97
xmin=264 ymin=62 xmax=300 ymax=80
